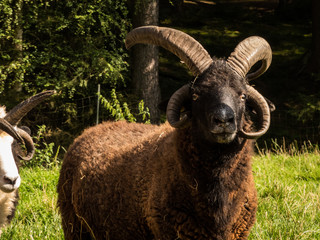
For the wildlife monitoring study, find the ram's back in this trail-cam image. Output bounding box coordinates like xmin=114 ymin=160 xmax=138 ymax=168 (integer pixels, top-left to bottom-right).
xmin=58 ymin=120 xmax=175 ymax=239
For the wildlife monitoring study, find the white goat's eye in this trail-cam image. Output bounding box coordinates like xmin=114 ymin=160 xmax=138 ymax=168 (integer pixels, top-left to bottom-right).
xmin=241 ymin=94 xmax=246 ymax=101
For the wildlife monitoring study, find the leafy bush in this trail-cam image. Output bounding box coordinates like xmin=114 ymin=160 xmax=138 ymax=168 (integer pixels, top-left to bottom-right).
xmin=0 ymin=0 xmax=131 ymax=139
xmin=99 ymin=89 xmax=150 ymax=123
xmin=22 ymin=125 xmax=63 ymax=168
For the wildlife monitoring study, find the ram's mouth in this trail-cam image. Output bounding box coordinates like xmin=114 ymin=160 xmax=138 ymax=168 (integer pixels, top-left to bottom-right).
xmin=212 ymin=132 xmax=237 ymax=144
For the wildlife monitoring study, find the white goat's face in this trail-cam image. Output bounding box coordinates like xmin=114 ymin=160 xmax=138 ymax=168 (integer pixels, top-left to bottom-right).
xmin=0 ymin=133 xmax=20 ymax=193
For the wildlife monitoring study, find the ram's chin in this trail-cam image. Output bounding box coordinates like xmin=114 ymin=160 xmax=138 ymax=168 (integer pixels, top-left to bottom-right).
xmin=214 ymin=132 xmax=236 ymax=144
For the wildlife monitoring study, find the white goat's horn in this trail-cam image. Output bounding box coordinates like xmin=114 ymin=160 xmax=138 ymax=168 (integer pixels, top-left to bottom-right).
xmin=125 ymin=26 xmax=213 ymax=76
xmin=5 ymin=90 xmax=56 ymax=125
xmin=0 ymin=118 xmax=24 ymax=143
xmin=16 ymin=127 xmax=35 ymax=161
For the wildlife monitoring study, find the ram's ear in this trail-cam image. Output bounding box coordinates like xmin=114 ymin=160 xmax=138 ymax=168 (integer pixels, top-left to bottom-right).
xmin=246 ymin=96 xmax=275 ymax=114
xmin=264 ymin=97 xmax=276 ymax=112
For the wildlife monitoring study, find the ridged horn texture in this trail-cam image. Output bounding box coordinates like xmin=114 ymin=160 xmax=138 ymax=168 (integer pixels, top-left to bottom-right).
xmin=16 ymin=127 xmax=35 ymax=161
xmin=5 ymin=90 xmax=56 ymax=125
xmin=0 ymin=118 xmax=24 ymax=143
xmin=239 ymin=85 xmax=271 ymax=139
xmin=125 ymin=26 xmax=213 ymax=76
xmin=227 ymin=36 xmax=272 ymax=81
xmin=166 ymin=84 xmax=190 ymax=128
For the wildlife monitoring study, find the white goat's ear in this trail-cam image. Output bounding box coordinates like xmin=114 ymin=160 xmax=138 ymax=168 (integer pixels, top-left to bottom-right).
xmin=19 ymin=126 xmax=31 ymax=135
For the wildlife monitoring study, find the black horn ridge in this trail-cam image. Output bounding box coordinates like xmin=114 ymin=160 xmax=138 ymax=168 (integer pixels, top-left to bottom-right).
xmin=5 ymin=90 xmax=56 ymax=125
xmin=0 ymin=118 xmax=24 ymax=143
xmin=227 ymin=36 xmax=272 ymax=81
xmin=5 ymin=90 xmax=55 ymax=160
xmin=125 ymin=26 xmax=213 ymax=76
xmin=16 ymin=128 xmax=35 ymax=161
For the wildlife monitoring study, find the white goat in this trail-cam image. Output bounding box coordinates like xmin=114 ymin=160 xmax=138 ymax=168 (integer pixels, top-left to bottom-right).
xmin=0 ymin=90 xmax=54 ymax=234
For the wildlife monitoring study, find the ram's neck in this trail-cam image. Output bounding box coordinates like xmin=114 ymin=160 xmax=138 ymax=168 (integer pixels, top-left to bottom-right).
xmin=176 ymin=127 xmax=253 ymax=172
xmin=174 ymin=127 xmax=255 ymax=229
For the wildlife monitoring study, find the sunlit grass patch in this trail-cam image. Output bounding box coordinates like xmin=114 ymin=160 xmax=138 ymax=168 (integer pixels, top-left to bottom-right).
xmin=1 ymin=166 xmax=63 ymax=240
xmin=250 ymin=144 xmax=320 ymax=239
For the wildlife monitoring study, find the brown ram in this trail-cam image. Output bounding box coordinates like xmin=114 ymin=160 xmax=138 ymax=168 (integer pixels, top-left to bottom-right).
xmin=57 ymin=26 xmax=274 ymax=240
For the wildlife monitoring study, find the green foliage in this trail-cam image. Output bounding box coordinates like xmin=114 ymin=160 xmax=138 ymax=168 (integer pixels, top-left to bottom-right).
xmin=0 ymin=0 xmax=26 ymax=93
xmin=99 ymin=89 xmax=150 ymax=123
xmin=23 ymin=125 xmax=63 ymax=168
xmin=290 ymin=95 xmax=320 ymax=121
xmin=138 ymin=100 xmax=151 ymax=123
xmin=99 ymin=89 xmax=136 ymax=122
xmin=0 ymin=0 xmax=131 ymax=132
xmin=282 ymin=72 xmax=320 ymax=130
xmin=25 ymin=0 xmax=129 ymax=93
xmin=288 ymin=74 xmax=320 ymax=122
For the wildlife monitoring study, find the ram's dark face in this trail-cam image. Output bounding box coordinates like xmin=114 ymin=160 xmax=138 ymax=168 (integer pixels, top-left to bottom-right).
xmin=191 ymin=61 xmax=247 ymax=144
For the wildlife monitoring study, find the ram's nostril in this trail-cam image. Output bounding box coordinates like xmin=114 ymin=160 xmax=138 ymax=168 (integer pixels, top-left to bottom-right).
xmin=228 ymin=117 xmax=235 ymax=123
xmin=212 ymin=105 xmax=235 ymax=126
xmin=214 ymin=118 xmax=224 ymax=124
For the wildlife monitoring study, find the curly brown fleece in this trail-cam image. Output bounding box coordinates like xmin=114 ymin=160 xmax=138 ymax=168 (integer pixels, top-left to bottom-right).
xmin=57 ymin=120 xmax=257 ymax=240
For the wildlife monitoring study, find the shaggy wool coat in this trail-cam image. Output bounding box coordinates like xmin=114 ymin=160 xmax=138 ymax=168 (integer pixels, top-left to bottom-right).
xmin=58 ymin=120 xmax=257 ymax=240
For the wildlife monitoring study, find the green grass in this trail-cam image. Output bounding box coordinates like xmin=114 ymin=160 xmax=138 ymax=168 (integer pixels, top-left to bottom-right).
xmin=250 ymin=150 xmax=320 ymax=240
xmin=1 ymin=166 xmax=63 ymax=239
xmin=1 ymin=150 xmax=319 ymax=239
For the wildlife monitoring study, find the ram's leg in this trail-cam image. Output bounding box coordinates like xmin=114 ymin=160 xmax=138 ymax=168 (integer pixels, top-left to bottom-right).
xmin=57 ymin=166 xmax=93 ymax=240
xmin=148 ymin=211 xmax=216 ymax=240
xmin=231 ymin=195 xmax=257 ymax=240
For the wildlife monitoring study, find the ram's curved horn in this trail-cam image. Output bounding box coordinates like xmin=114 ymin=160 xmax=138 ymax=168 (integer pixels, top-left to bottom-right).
xmin=5 ymin=90 xmax=55 ymax=125
xmin=0 ymin=118 xmax=24 ymax=143
xmin=166 ymin=84 xmax=191 ymax=128
xmin=16 ymin=127 xmax=35 ymax=161
xmin=239 ymin=85 xmax=271 ymax=139
xmin=227 ymin=36 xmax=272 ymax=81
xmin=125 ymin=26 xmax=213 ymax=76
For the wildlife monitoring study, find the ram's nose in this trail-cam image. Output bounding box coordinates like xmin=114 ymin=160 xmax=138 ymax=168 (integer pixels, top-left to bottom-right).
xmin=211 ymin=104 xmax=235 ymax=128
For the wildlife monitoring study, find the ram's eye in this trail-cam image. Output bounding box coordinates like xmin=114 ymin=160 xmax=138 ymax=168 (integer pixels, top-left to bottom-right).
xmin=192 ymin=94 xmax=199 ymax=101
xmin=240 ymin=93 xmax=246 ymax=101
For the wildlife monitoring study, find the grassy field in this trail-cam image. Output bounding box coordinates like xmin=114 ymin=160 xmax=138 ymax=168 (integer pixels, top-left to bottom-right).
xmin=1 ymin=149 xmax=319 ymax=239
xmin=1 ymin=166 xmax=63 ymax=239
xmin=250 ymin=147 xmax=320 ymax=239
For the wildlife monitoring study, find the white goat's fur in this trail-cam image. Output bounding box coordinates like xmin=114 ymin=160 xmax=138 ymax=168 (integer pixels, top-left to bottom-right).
xmin=0 ymin=106 xmax=5 ymax=118
xmin=0 ymin=191 xmax=16 ymax=228
xmin=0 ymin=106 xmax=20 ymax=234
